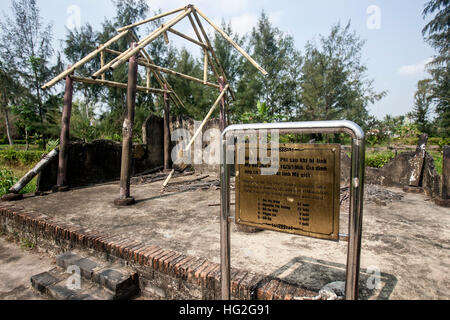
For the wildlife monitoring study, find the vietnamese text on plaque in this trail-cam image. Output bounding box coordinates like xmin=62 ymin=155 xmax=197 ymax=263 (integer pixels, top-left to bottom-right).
xmin=235 ymin=144 xmax=341 ymax=241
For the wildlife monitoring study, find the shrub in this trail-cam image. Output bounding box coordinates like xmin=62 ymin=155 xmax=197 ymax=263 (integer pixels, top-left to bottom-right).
xmin=0 ymin=168 xmax=15 ymax=196
xmin=0 ymin=149 xmax=44 ymax=167
xmin=366 ymin=151 xmax=395 ymax=168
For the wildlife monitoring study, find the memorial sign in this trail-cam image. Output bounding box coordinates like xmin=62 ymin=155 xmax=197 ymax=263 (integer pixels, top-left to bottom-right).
xmin=235 ymin=143 xmax=341 ymax=241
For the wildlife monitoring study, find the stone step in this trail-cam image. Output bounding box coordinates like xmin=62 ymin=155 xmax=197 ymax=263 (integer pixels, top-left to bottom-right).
xmin=31 ymin=267 xmax=115 ymax=300
xmin=31 ymin=251 xmax=140 ymax=300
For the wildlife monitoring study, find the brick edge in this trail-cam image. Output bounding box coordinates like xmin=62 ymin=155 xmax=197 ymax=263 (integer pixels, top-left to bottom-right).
xmin=0 ymin=203 xmax=316 ymax=300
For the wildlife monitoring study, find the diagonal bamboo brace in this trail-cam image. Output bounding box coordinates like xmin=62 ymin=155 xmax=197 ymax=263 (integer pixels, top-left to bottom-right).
xmin=162 ymin=84 xmax=229 ymax=189
xmin=194 ymin=5 xmax=268 ymax=76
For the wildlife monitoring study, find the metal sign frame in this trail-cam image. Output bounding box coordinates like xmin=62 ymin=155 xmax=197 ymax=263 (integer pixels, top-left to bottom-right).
xmin=220 ymin=120 xmax=365 ymax=300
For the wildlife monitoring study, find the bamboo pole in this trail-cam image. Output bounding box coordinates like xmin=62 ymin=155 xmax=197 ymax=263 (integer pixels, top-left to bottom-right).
xmin=219 ymin=77 xmax=227 ymax=132
xmin=192 ymin=10 xmax=236 ymax=100
xmin=204 ymin=49 xmax=208 ymax=85
xmin=110 ymin=9 xmax=192 ymax=72
xmin=129 ymin=30 xmax=185 ymax=110
xmin=162 ymin=84 xmax=229 ymax=189
xmin=186 ymin=84 xmax=229 ymax=151
xmin=194 ymin=6 xmax=268 ymax=76
xmin=117 ymin=7 xmax=188 ymax=32
xmin=71 ymin=76 xmax=170 ymax=94
xmin=188 ymin=13 xmax=220 ymax=80
xmin=7 ymin=149 xmax=59 ymax=195
xmin=141 ymin=61 xmax=220 ymax=89
xmin=163 ymin=84 xmax=171 ymax=171
xmin=168 ymin=28 xmax=206 ymax=48
xmin=92 ymin=47 xmax=133 ymax=79
xmin=163 ymin=31 xmax=170 ymax=45
xmin=146 ymin=67 xmax=151 ymax=93
xmin=42 ymin=30 xmax=129 ymax=90
xmin=100 ymin=50 xmax=105 ymax=81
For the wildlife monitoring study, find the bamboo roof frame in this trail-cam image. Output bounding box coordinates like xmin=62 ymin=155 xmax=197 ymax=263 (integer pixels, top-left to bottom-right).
xmin=42 ymin=4 xmax=267 ymax=108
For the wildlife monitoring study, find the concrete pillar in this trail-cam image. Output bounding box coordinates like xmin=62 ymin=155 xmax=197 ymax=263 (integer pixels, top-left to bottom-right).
xmin=114 ymin=43 xmax=138 ymax=206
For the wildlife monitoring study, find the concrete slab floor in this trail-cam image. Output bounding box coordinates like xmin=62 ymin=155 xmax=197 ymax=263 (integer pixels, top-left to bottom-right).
xmin=15 ymin=174 xmax=450 ymax=300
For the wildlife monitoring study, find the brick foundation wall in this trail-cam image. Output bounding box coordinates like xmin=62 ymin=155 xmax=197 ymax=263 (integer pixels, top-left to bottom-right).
xmin=0 ymin=203 xmax=316 ymax=300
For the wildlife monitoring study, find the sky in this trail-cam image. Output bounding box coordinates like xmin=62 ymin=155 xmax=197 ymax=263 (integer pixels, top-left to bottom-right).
xmin=0 ymin=0 xmax=436 ymax=120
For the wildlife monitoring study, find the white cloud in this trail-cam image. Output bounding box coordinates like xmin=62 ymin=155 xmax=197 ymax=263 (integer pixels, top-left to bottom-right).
xmin=230 ymin=13 xmax=258 ymax=35
xmin=397 ymin=58 xmax=433 ymax=76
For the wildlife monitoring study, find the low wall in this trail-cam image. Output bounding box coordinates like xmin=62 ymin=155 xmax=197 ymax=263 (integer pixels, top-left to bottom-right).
xmin=169 ymin=116 xmax=222 ymax=175
xmin=341 ymin=151 xmax=441 ymax=198
xmin=37 ymin=139 xmax=164 ymax=192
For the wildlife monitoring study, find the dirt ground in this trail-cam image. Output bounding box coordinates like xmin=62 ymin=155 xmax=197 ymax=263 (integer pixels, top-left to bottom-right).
xmin=0 ymin=236 xmax=55 ymax=300
xmin=13 ymin=174 xmax=450 ymax=300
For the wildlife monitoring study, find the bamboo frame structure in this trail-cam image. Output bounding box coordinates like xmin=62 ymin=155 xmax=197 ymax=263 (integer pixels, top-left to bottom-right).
xmin=39 ymin=6 xmax=268 ymax=194
xmin=0 ymin=5 xmax=269 ymax=206
xmin=42 ymin=5 xmax=266 ymax=107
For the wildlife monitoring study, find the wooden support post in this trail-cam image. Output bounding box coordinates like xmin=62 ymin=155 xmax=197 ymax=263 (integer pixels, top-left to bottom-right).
xmin=164 ymin=84 xmax=172 ymax=171
xmin=219 ymin=77 xmax=227 ymax=132
xmin=54 ymin=68 xmax=74 ymax=192
xmin=115 ymin=43 xmax=138 ymax=206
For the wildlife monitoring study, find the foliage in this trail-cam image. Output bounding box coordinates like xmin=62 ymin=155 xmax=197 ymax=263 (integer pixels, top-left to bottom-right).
xmin=299 ymin=22 xmax=386 ymax=129
xmin=236 ymin=12 xmax=302 ymax=122
xmin=412 ymin=79 xmax=433 ymax=134
xmin=0 ymin=0 xmax=63 ymax=149
xmin=365 ymin=151 xmax=395 ymax=168
xmin=239 ymin=101 xmax=274 ymax=123
xmin=422 ymin=0 xmax=449 ymax=138
xmin=0 ymin=168 xmax=15 ymax=196
xmin=0 ymin=148 xmax=44 ymax=166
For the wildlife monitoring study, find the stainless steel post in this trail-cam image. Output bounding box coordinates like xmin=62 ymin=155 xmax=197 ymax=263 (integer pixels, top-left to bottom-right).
xmin=220 ymin=121 xmax=365 ymax=300
xmin=345 ymin=136 xmax=365 ymax=300
xmin=220 ymin=137 xmax=231 ymax=300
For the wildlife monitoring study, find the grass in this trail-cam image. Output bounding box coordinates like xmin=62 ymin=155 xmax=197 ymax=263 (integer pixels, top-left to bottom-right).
xmin=429 ymin=150 xmax=443 ymax=176
xmin=20 ymin=238 xmax=36 ymax=250
xmin=352 ymin=149 xmax=443 ymax=176
xmin=0 ymin=145 xmax=43 ymax=196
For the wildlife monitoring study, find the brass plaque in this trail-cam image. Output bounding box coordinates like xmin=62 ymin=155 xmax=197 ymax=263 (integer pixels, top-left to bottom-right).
xmin=235 ymin=144 xmax=341 ymax=241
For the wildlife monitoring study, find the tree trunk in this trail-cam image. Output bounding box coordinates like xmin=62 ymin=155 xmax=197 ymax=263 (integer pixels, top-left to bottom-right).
xmin=3 ymin=108 xmax=13 ymax=146
xmin=25 ymin=127 xmax=29 ymax=151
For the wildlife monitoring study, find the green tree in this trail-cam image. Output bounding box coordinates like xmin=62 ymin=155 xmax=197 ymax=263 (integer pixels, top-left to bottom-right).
xmin=422 ymin=0 xmax=449 ymax=137
xmin=236 ymin=11 xmax=302 ymax=122
xmin=64 ymin=0 xmax=163 ymax=139
xmin=0 ymin=62 xmax=20 ymax=146
xmin=412 ymin=79 xmax=433 ymax=134
xmin=0 ymin=0 xmax=62 ymax=149
xmin=299 ymin=22 xmax=386 ymax=129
